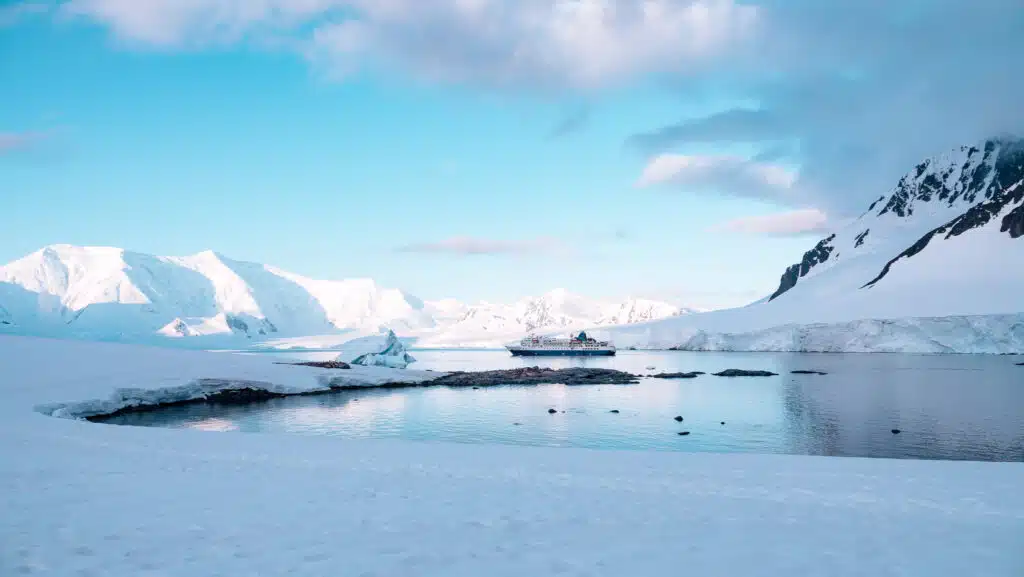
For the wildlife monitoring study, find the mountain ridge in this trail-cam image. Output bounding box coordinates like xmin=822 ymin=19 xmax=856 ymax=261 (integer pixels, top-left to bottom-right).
xmin=597 ymin=136 xmax=1024 ymax=351
xmin=0 ymin=245 xmax=685 ymax=344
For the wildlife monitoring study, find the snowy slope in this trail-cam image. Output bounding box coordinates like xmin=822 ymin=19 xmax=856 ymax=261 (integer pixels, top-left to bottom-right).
xmin=0 ymin=247 xmax=682 ymax=345
xmin=600 ymin=137 xmax=1024 ymax=351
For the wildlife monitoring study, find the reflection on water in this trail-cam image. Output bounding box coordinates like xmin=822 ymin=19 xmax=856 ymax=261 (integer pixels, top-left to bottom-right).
xmin=102 ymin=350 xmax=1024 ymax=461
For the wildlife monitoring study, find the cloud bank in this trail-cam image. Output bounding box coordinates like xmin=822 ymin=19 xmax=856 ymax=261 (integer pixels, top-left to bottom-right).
xmin=43 ymin=0 xmax=1024 ymax=216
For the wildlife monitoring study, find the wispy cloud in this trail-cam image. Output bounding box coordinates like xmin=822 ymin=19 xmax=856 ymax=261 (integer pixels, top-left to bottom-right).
xmin=0 ymin=131 xmax=49 ymax=153
xmin=708 ymin=208 xmax=831 ymax=237
xmin=396 ymin=236 xmax=565 ymax=256
xmin=58 ymin=0 xmax=758 ymax=87
xmin=547 ymin=106 xmax=590 ymax=140
xmin=635 ymin=153 xmax=803 ymax=204
xmin=0 ymin=2 xmax=49 ymax=27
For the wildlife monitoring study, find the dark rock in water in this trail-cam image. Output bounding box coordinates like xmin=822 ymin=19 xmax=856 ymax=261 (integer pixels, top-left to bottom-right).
xmin=720 ymin=421 xmax=725 ymax=425
xmin=650 ymin=371 xmax=704 ymax=379
xmin=1016 ymin=362 xmax=1024 ymax=366
xmin=513 ymin=422 xmax=522 ymax=426
xmin=891 ymin=429 xmax=901 ymax=434
xmin=791 ymin=370 xmax=828 ymax=375
xmin=428 ymin=366 xmax=639 ymax=387
xmin=547 ymin=408 xmax=557 ymax=414
xmin=472 ymin=386 xmax=480 ymax=390
xmin=674 ymin=416 xmax=684 ymax=422
xmin=283 ymin=360 xmax=351 ymax=370
xmin=677 ymin=431 xmax=691 ymax=436
xmin=712 ymin=369 xmax=778 ymax=377
xmin=609 ymin=409 xmax=620 ymax=414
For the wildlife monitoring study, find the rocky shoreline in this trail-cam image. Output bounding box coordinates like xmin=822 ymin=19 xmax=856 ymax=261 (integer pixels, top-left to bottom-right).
xmin=85 ymin=365 xmax=802 ymax=421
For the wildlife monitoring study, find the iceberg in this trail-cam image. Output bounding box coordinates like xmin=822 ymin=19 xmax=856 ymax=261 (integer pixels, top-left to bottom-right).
xmin=336 ymin=328 xmax=417 ymax=368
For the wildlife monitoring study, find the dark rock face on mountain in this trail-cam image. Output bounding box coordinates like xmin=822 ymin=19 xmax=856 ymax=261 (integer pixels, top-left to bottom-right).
xmin=864 ymin=142 xmax=1024 ymax=289
xmin=769 ymin=234 xmax=836 ymax=301
xmin=769 ymin=137 xmax=1024 ymax=301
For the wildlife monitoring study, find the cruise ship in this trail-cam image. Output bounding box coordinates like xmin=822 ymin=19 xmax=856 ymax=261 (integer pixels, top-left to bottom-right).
xmin=506 ymin=331 xmax=616 ymax=357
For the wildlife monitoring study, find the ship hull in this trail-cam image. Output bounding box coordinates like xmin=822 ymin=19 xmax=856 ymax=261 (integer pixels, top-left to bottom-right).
xmin=507 ymin=348 xmax=616 ymax=357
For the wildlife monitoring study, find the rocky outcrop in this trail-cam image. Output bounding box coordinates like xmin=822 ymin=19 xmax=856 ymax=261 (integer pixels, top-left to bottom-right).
xmin=649 ymin=372 xmax=704 ymax=379
xmin=769 ymin=234 xmax=836 ymax=301
xmin=712 ymin=369 xmax=778 ymax=377
xmin=428 ymin=366 xmax=638 ymax=387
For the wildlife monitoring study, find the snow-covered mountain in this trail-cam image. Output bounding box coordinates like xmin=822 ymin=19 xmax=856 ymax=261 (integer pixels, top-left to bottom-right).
xmin=0 ymin=246 xmax=683 ymax=345
xmin=0 ymin=245 xmax=436 ymax=342
xmin=600 ymin=137 xmax=1024 ymax=351
xmin=417 ymin=289 xmax=689 ymax=347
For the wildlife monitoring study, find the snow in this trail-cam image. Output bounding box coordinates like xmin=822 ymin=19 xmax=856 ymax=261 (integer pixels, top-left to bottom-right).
xmin=335 ymin=328 xmax=417 ymax=368
xmin=1 ymin=334 xmax=1022 ymax=576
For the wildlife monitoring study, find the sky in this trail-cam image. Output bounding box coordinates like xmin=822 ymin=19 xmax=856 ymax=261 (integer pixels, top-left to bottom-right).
xmin=2 ymin=0 xmax=1022 ymax=309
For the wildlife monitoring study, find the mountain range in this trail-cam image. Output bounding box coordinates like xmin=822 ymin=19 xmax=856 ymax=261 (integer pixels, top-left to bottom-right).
xmin=0 ymin=245 xmax=688 ymax=346
xmin=599 ymin=137 xmax=1024 ymax=352
xmin=4 ymin=137 xmax=1021 ymax=352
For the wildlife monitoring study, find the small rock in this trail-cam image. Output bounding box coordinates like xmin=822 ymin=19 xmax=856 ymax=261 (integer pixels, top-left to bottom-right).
xmin=650 ymin=371 xmax=704 ymax=379
xmin=791 ymin=370 xmax=828 ymax=375
xmin=712 ymin=369 xmax=778 ymax=377
xmin=720 ymin=421 xmax=725 ymax=425
xmin=891 ymin=428 xmax=901 ymax=434
xmin=472 ymin=386 xmax=480 ymax=390
xmin=1016 ymin=362 xmax=1024 ymax=366
xmin=674 ymin=416 xmax=683 ymax=422
xmin=513 ymin=422 xmax=522 ymax=426
xmin=609 ymin=409 xmax=620 ymax=414
xmin=548 ymin=408 xmax=557 ymax=414
xmin=677 ymin=431 xmax=691 ymax=436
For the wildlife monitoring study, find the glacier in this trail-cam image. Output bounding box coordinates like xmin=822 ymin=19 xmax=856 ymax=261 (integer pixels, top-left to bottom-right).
xmin=1 ymin=334 xmax=1021 ymax=576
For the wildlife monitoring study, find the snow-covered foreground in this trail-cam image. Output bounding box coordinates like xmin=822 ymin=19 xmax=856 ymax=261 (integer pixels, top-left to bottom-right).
xmin=1 ymin=335 xmax=1022 ymax=576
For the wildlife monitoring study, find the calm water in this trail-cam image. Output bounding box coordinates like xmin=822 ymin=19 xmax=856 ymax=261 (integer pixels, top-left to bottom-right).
xmin=102 ymin=349 xmax=1024 ymax=461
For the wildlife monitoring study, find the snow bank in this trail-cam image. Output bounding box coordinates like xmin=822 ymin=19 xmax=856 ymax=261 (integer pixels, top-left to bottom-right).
xmin=601 ymin=313 xmax=1024 ymax=354
xmin=1 ymin=335 xmax=1022 ymax=576
xmin=335 ymin=328 xmax=417 ymax=368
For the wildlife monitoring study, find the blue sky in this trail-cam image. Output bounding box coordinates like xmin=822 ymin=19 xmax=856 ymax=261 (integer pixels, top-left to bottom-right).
xmin=2 ymin=1 xmax=1021 ymax=308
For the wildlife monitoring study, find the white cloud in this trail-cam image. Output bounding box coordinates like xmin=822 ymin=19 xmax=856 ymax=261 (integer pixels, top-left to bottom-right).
xmin=708 ymin=208 xmax=830 ymax=236
xmin=60 ymin=0 xmax=351 ymax=47
xmin=629 ymin=0 xmax=1024 ymax=215
xmin=61 ymin=0 xmax=758 ymax=86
